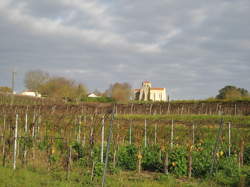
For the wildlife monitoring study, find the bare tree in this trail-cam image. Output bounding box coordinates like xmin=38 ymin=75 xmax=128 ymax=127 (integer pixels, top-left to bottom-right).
xmin=40 ymin=76 xmax=87 ymax=101
xmin=24 ymin=70 xmax=50 ymax=92
xmin=105 ymin=82 xmax=132 ymax=102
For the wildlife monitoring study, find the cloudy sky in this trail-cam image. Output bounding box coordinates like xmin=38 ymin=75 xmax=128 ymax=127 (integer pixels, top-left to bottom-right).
xmin=0 ymin=0 xmax=249 ymax=99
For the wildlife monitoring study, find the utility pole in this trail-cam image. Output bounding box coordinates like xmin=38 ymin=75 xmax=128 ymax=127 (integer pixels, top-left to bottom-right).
xmin=11 ymin=70 xmax=16 ymax=94
xmin=11 ymin=70 xmax=16 ymax=105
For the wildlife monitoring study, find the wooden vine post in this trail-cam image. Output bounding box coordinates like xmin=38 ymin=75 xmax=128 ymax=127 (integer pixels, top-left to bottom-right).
xmin=77 ymin=116 xmax=81 ymax=143
xmin=164 ymin=149 xmax=169 ymax=174
xmin=102 ymin=106 xmax=115 ymax=187
xmin=167 ymin=100 xmax=170 ymax=115
xmin=101 ymin=115 xmax=105 ymax=163
xmin=154 ymin=123 xmax=157 ymax=145
xmin=2 ymin=114 xmax=6 ymax=167
xmin=234 ymin=104 xmax=237 ymax=115
xmin=90 ymin=116 xmax=94 ymax=157
xmin=129 ymin=119 xmax=132 ymax=145
xmin=23 ymin=112 xmax=28 ymax=166
xmin=144 ymin=119 xmax=147 ymax=148
xmin=113 ymin=148 xmax=117 ymax=168
xmin=239 ymin=139 xmax=244 ymax=168
xmin=138 ymin=148 xmax=142 ymax=174
xmin=67 ymin=145 xmax=72 ymax=180
xmin=210 ymin=119 xmax=224 ymax=174
xmin=192 ymin=123 xmax=195 ymax=145
xmin=188 ymin=145 xmax=193 ymax=178
xmin=228 ymin=122 xmax=231 ymax=157
xmin=13 ymin=114 xmax=18 ymax=170
xmin=82 ymin=115 xmax=87 ymax=147
xmin=170 ymin=119 xmax=174 ymax=149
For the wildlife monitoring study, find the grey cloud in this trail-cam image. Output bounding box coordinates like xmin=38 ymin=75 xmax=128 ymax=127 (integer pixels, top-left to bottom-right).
xmin=0 ymin=0 xmax=249 ymax=99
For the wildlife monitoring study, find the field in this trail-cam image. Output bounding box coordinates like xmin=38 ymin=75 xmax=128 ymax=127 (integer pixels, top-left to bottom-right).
xmin=0 ymin=95 xmax=250 ymax=186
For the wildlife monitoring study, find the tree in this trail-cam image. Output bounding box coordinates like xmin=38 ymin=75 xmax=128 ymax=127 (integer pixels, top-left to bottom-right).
xmin=40 ymin=77 xmax=87 ymax=101
xmin=216 ymin=85 xmax=249 ymax=99
xmin=93 ymin=89 xmax=103 ymax=96
xmin=24 ymin=70 xmax=50 ymax=92
xmin=105 ymin=82 xmax=132 ymax=102
xmin=0 ymin=86 xmax=12 ymax=93
xmin=75 ymin=84 xmax=88 ymax=102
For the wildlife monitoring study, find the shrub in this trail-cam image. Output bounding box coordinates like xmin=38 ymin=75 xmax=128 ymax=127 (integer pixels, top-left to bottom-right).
xmin=72 ymin=141 xmax=84 ymax=159
xmin=244 ymin=144 xmax=250 ymax=165
xmin=38 ymin=137 xmax=50 ymax=151
xmin=241 ymin=166 xmax=250 ymax=186
xmin=214 ymin=156 xmax=240 ymax=186
xmin=94 ymin=162 xmax=104 ymax=177
xmin=192 ymin=141 xmax=214 ymax=177
xmin=117 ymin=145 xmax=137 ymax=170
xmin=142 ymin=145 xmax=163 ymax=172
xmin=168 ymin=147 xmax=187 ymax=177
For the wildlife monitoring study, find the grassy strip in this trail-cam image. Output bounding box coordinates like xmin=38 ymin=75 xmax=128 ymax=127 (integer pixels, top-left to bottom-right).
xmin=116 ymin=114 xmax=250 ymax=125
xmin=130 ymin=98 xmax=250 ymax=104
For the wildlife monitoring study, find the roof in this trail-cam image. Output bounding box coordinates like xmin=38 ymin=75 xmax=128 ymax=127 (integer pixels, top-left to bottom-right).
xmin=134 ymin=88 xmax=165 ymax=91
xmin=150 ymin=88 xmax=165 ymax=91
xmin=88 ymin=93 xmax=99 ymax=97
xmin=22 ymin=90 xmax=34 ymax=92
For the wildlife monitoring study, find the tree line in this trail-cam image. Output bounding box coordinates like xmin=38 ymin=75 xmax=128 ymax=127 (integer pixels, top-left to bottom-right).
xmin=0 ymin=69 xmax=249 ymax=102
xmin=23 ymin=70 xmax=132 ymax=102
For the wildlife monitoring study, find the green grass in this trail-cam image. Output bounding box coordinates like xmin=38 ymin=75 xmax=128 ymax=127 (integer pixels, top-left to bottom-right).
xmin=0 ymin=167 xmax=68 ymax=187
xmin=0 ymin=167 xmax=221 ymax=187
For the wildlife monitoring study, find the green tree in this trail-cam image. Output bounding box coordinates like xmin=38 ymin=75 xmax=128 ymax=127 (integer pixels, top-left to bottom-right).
xmin=216 ymin=85 xmax=249 ymax=99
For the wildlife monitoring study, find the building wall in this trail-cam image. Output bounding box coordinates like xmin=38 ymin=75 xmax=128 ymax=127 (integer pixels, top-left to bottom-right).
xmin=150 ymin=88 xmax=167 ymax=101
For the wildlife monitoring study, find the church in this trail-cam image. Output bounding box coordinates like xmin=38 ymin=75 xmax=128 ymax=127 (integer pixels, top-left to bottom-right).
xmin=134 ymin=81 xmax=167 ymax=102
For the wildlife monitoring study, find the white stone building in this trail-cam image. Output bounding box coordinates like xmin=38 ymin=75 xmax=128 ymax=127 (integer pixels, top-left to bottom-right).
xmin=21 ymin=91 xmax=42 ymax=98
xmin=134 ymin=81 xmax=167 ymax=102
xmin=87 ymin=93 xmax=100 ymax=98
